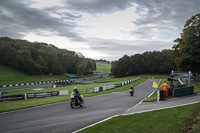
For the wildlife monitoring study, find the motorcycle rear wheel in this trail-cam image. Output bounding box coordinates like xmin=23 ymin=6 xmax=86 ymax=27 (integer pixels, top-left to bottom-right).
xmin=80 ymin=99 xmax=84 ymax=107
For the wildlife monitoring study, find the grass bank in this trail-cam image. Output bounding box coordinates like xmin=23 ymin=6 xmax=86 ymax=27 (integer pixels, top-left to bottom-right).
xmin=0 ymin=65 xmax=68 ymax=86
xmin=96 ymin=63 xmax=111 ymax=73
xmin=0 ymin=62 xmax=108 ymax=86
xmin=79 ymin=102 xmax=200 ymax=133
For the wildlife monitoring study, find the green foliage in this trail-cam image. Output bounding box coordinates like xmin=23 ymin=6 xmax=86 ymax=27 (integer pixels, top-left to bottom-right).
xmin=173 ymin=13 xmax=200 ymax=74
xmin=0 ymin=37 xmax=96 ymax=75
xmin=111 ymin=50 xmax=174 ymax=77
xmin=111 ymin=55 xmax=130 ymax=77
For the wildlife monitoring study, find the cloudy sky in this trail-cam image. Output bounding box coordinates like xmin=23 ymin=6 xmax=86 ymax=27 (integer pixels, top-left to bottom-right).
xmin=0 ymin=0 xmax=200 ymax=61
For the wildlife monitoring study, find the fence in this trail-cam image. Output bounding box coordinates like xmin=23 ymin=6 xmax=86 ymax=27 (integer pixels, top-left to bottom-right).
xmin=84 ymin=77 xmax=140 ymax=94
xmin=0 ymin=79 xmax=71 ymax=88
xmin=173 ymin=86 xmax=194 ymax=97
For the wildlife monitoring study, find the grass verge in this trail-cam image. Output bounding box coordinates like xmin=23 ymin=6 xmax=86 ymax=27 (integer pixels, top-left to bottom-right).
xmin=143 ymin=75 xmax=169 ymax=102
xmin=79 ymin=102 xmax=200 ymax=133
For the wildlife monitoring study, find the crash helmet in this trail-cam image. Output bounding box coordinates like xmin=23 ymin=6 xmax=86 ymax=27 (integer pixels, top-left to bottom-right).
xmin=74 ymin=87 xmax=78 ymax=92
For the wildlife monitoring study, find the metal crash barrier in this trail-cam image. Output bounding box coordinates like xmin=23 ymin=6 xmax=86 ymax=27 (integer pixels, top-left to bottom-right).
xmin=173 ymin=86 xmax=194 ymax=97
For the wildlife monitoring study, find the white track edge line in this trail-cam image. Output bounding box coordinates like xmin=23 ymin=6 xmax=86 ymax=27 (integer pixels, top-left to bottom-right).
xmin=121 ymin=100 xmax=200 ymax=116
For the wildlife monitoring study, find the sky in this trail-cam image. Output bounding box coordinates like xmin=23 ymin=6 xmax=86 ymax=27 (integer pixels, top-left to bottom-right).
xmin=0 ymin=0 xmax=200 ymax=61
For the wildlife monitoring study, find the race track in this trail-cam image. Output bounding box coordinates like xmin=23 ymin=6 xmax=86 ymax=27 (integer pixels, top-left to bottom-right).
xmin=0 ymin=79 xmax=160 ymax=133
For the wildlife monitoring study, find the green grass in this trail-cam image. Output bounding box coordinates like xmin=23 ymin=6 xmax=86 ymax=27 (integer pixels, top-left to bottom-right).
xmin=0 ymin=65 xmax=68 ymax=86
xmin=0 ymin=76 xmax=145 ymax=113
xmin=0 ymin=95 xmax=68 ymax=112
xmin=96 ymin=63 xmax=111 ymax=73
xmin=0 ymin=62 xmax=110 ymax=86
xmin=193 ymin=80 xmax=200 ymax=93
xmin=79 ymin=102 xmax=200 ymax=133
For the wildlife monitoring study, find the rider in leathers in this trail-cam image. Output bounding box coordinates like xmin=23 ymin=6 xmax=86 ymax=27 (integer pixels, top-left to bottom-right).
xmin=73 ymin=87 xmax=82 ymax=102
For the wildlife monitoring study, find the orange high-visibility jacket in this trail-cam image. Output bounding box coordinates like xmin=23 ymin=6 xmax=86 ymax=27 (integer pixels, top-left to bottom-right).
xmin=160 ymin=83 xmax=168 ymax=91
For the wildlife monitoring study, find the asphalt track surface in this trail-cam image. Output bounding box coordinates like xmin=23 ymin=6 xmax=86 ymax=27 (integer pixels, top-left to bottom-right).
xmin=0 ymin=79 xmax=160 ymax=133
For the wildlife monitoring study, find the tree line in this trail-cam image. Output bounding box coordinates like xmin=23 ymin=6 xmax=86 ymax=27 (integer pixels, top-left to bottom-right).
xmin=0 ymin=37 xmax=96 ymax=75
xmin=111 ymin=13 xmax=200 ymax=78
xmin=111 ymin=50 xmax=174 ymax=77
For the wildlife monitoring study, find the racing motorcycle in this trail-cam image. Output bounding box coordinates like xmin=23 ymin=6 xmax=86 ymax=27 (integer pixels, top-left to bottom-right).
xmin=70 ymin=92 xmax=84 ymax=108
xmin=130 ymin=89 xmax=134 ymax=96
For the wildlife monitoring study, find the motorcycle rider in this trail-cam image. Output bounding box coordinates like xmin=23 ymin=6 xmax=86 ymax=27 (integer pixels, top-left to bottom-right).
xmin=73 ymin=87 xmax=82 ymax=101
xmin=130 ymin=85 xmax=134 ymax=96
xmin=130 ymin=85 xmax=134 ymax=91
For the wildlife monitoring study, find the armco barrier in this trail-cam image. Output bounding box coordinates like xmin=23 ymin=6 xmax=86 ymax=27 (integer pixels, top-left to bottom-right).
xmin=0 ymin=90 xmax=68 ymax=102
xmin=173 ymin=86 xmax=194 ymax=97
xmin=94 ymin=77 xmax=140 ymax=93
xmin=94 ymin=87 xmax=99 ymax=92
xmin=27 ymin=91 xmax=59 ymax=99
xmin=0 ymin=94 xmax=26 ymax=102
xmin=0 ymin=80 xmax=70 ymax=88
xmin=99 ymin=87 xmax=103 ymax=92
xmin=114 ymin=83 xmax=122 ymax=88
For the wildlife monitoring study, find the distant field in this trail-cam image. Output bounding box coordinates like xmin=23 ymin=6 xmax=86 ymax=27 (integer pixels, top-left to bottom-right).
xmin=96 ymin=63 xmax=111 ymax=73
xmin=0 ymin=65 xmax=68 ymax=86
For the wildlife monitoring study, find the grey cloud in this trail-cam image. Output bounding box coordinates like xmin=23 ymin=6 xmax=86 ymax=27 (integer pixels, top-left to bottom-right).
xmin=129 ymin=0 xmax=200 ymax=41
xmin=63 ymin=0 xmax=133 ymax=13
xmin=1 ymin=0 xmax=200 ymax=61
xmin=44 ymin=6 xmax=82 ymax=21
xmin=133 ymin=0 xmax=200 ymax=28
xmin=0 ymin=0 xmax=84 ymax=41
xmin=86 ymin=38 xmax=172 ymax=61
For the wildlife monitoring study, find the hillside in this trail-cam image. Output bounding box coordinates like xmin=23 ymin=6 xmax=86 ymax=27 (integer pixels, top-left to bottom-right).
xmin=0 ymin=37 xmax=96 ymax=75
xmin=96 ymin=63 xmax=111 ymax=73
xmin=0 ymin=65 xmax=67 ymax=86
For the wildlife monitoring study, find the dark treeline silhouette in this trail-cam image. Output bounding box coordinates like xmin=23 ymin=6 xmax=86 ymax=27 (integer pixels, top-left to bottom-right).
xmin=95 ymin=59 xmax=110 ymax=64
xmin=0 ymin=37 xmax=96 ymax=75
xmin=111 ymin=50 xmax=174 ymax=77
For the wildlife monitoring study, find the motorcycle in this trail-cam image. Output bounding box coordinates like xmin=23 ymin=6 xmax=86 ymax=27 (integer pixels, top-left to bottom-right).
xmin=70 ymin=92 xmax=84 ymax=108
xmin=130 ymin=89 xmax=134 ymax=96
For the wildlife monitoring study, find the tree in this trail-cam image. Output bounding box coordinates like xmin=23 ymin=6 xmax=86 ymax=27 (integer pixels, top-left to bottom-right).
xmin=129 ymin=54 xmax=143 ymax=75
xmin=0 ymin=37 xmax=96 ymax=75
xmin=173 ymin=13 xmax=200 ymax=77
xmin=111 ymin=55 xmax=131 ymax=77
xmin=111 ymin=50 xmax=174 ymax=77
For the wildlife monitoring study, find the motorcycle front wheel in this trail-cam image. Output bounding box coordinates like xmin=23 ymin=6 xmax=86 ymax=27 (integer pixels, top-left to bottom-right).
xmin=70 ymin=100 xmax=75 ymax=108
